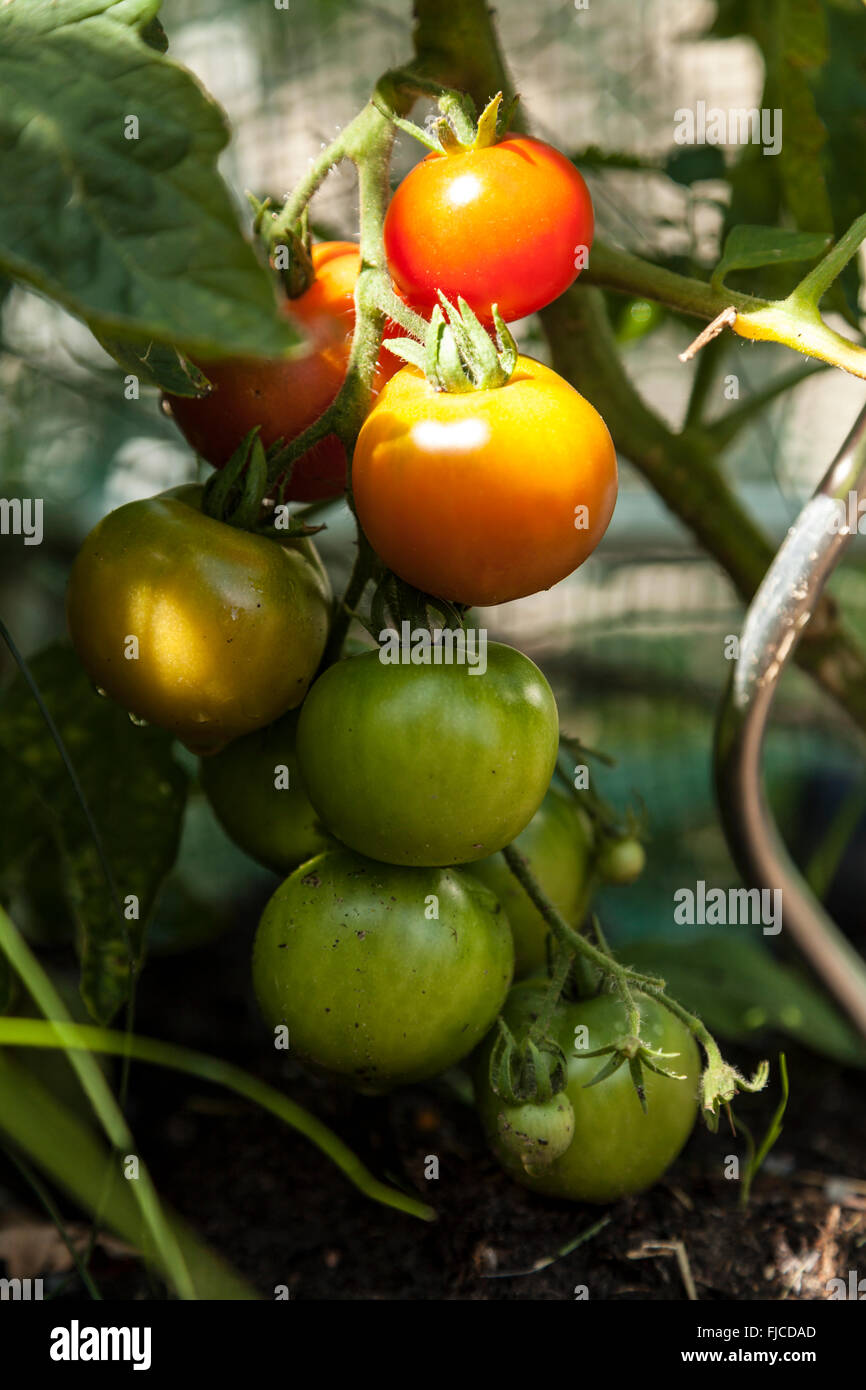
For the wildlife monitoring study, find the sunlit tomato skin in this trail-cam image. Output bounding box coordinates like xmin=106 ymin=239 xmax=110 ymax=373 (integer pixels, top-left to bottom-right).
xmin=296 ymin=643 xmax=559 ymax=866
xmin=252 ymin=847 xmax=514 ymax=1088
xmin=165 ymin=243 xmax=401 ymax=502
xmin=66 ymin=485 xmax=331 ymax=755
xmin=467 ymin=785 xmax=592 ymax=977
xmin=384 ymin=136 xmax=594 ymax=323
xmin=199 ymin=709 xmax=337 ymax=873
xmin=476 ymin=985 xmax=700 ymax=1203
xmin=353 ymin=359 xmax=617 ymax=607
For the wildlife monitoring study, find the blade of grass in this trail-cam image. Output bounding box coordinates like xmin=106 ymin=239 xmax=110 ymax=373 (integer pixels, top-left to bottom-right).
xmin=740 ymin=1053 xmax=789 ymax=1208
xmin=0 ymin=906 xmax=196 ymax=1297
xmin=0 ymin=1014 xmax=436 ymax=1222
xmin=0 ymin=1052 xmax=256 ymax=1298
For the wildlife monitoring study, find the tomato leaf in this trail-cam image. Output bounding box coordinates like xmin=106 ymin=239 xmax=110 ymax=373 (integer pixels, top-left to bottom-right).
xmin=92 ymin=332 xmax=212 ymax=396
xmin=0 ymin=646 xmax=189 ymax=1022
xmin=710 ymin=226 xmax=832 ymax=292
xmin=0 ymin=0 xmax=300 ymax=359
xmin=624 ymin=935 xmax=866 ymax=1068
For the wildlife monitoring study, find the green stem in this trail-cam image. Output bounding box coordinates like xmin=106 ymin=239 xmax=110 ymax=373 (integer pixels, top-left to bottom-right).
xmin=501 ymin=845 xmax=661 ymax=992
xmin=789 ymin=213 xmax=866 ymax=311
xmin=320 ymin=531 xmax=378 ymax=668
xmin=0 ymin=1016 xmax=436 ymax=1222
xmin=528 ymin=948 xmax=574 ymax=1044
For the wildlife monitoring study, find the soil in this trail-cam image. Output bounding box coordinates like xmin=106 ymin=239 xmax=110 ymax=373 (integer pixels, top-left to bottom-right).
xmin=3 ymin=896 xmax=865 ymax=1302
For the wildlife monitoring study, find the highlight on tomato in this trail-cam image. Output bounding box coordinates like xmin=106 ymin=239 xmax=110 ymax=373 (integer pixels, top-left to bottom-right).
xmin=384 ymin=131 xmax=593 ymax=324
xmin=66 ymin=484 xmax=331 ymax=755
xmin=352 ymin=356 xmax=617 ymax=606
xmin=165 ymin=242 xmax=401 ymax=502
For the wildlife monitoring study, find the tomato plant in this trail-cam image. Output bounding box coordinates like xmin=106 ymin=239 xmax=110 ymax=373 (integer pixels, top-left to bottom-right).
xmin=476 ymin=983 xmax=701 ymax=1202
xmin=252 ymin=847 xmax=514 ymax=1087
xmin=199 ymin=709 xmax=336 ymax=873
xmin=165 ymin=243 xmax=401 ymax=501
xmin=296 ymin=643 xmax=560 ymax=865
xmin=66 ymin=485 xmax=331 ymax=754
xmin=467 ymin=785 xmax=593 ymax=977
xmin=384 ymin=135 xmax=594 ymax=323
xmin=352 ymin=358 xmax=617 ymax=606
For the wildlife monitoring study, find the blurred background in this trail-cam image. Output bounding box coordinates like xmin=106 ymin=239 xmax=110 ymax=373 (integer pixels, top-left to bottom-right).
xmin=2 ymin=0 xmax=866 ymax=993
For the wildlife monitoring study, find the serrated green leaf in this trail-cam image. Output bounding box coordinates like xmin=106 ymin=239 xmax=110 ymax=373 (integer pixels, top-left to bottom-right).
xmin=711 ymin=225 xmax=831 ymax=291
xmin=0 ymin=0 xmax=301 ymax=360
xmin=624 ymin=935 xmax=866 ymax=1068
xmin=0 ymin=645 xmax=189 ymax=1021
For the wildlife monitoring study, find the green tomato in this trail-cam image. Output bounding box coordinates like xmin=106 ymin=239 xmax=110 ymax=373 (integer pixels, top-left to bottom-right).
xmin=252 ymin=847 xmax=514 ymax=1088
xmin=199 ymin=710 xmax=336 ymax=874
xmin=597 ymin=836 xmax=646 ymax=885
xmin=66 ymin=484 xmax=331 ymax=754
xmin=476 ymin=984 xmax=700 ymax=1202
xmin=467 ymin=785 xmax=591 ymax=976
xmin=496 ymin=1095 xmax=575 ymax=1174
xmin=295 ymin=643 xmax=559 ymax=866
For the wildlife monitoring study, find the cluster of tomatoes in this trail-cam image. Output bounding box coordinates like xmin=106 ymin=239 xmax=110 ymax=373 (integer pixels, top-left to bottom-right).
xmin=67 ymin=117 xmax=698 ymax=1202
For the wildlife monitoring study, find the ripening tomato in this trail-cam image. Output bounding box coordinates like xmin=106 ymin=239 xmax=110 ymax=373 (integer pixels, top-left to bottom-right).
xmin=165 ymin=243 xmax=401 ymax=502
xmin=296 ymin=643 xmax=559 ymax=866
xmin=384 ymin=136 xmax=594 ymax=322
xmin=476 ymin=984 xmax=700 ymax=1202
xmin=66 ymin=485 xmax=331 ymax=754
xmin=353 ymin=359 xmax=617 ymax=606
xmin=252 ymin=847 xmax=514 ymax=1088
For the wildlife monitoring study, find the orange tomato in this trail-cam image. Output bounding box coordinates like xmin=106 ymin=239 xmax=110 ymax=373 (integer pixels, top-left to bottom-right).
xmin=352 ymin=358 xmax=617 ymax=606
xmin=165 ymin=243 xmax=401 ymax=502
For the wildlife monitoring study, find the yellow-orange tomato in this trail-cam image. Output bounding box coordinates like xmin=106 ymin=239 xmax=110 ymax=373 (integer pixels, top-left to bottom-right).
xmin=352 ymin=358 xmax=617 ymax=607
xmin=66 ymin=486 xmax=332 ymax=755
xmin=166 ymin=243 xmax=401 ymax=502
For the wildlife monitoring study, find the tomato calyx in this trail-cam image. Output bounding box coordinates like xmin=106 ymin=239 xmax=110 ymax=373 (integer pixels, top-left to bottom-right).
xmin=580 ymin=1025 xmax=688 ymax=1114
xmin=488 ymin=1016 xmax=568 ymax=1108
xmin=699 ymin=1056 xmax=771 ymax=1133
xmin=388 ymin=292 xmax=517 ymax=392
xmin=375 ymin=88 xmax=519 ymax=157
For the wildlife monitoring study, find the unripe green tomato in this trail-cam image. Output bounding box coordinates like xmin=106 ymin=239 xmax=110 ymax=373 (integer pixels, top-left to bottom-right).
xmin=66 ymin=485 xmax=331 ymax=754
xmin=476 ymin=983 xmax=700 ymax=1202
xmin=252 ymin=847 xmax=515 ymax=1089
xmin=199 ymin=710 xmax=336 ymax=874
xmin=597 ymin=837 xmax=646 ymax=885
xmin=467 ymin=785 xmax=591 ymax=976
xmin=296 ymin=644 xmax=559 ymax=866
xmin=496 ymin=1094 xmax=575 ymax=1173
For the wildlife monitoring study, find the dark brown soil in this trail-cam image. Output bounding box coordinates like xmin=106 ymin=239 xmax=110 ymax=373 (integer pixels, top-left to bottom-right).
xmin=129 ymin=915 xmax=866 ymax=1301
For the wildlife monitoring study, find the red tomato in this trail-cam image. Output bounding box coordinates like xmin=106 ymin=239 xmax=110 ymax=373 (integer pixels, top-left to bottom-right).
xmin=384 ymin=136 xmax=594 ymax=323
xmin=165 ymin=243 xmax=401 ymax=502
